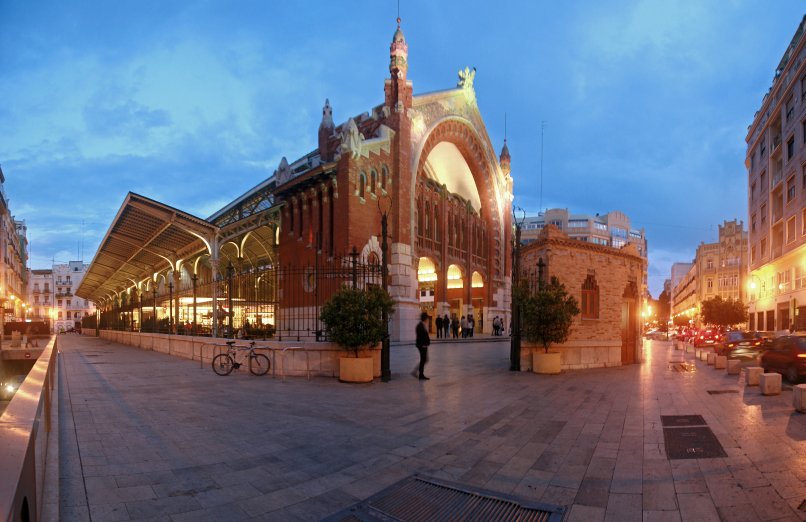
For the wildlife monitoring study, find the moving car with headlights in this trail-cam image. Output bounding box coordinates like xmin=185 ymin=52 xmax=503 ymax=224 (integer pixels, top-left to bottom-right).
xmin=715 ymin=331 xmax=761 ymax=356
xmin=760 ymin=335 xmax=806 ymax=383
xmin=0 ymin=375 xmax=27 ymax=400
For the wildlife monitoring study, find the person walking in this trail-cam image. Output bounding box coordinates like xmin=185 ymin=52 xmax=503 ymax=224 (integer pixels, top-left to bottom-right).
xmin=451 ymin=315 xmax=459 ymax=339
xmin=413 ymin=312 xmax=430 ymax=380
xmin=443 ymin=313 xmax=450 ymax=338
xmin=468 ymin=315 xmax=475 ymax=337
xmin=460 ymin=315 xmax=467 ymax=338
xmin=435 ymin=314 xmax=443 ymax=339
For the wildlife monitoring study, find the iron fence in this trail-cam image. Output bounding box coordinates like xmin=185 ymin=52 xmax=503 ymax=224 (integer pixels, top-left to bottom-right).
xmin=95 ymin=252 xmax=382 ymax=341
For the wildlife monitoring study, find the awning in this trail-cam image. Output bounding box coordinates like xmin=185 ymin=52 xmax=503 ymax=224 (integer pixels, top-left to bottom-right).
xmin=76 ymin=192 xmax=218 ymax=303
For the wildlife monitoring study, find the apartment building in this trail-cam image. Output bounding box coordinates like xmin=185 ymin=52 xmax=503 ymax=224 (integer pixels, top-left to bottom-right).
xmin=671 ymin=220 xmax=748 ymax=325
xmin=746 ymin=15 xmax=806 ymax=331
xmin=52 ymin=261 xmax=95 ymax=333
xmin=28 ymin=269 xmax=54 ymax=325
xmin=521 ymin=209 xmax=647 ymax=257
xmin=0 ymin=167 xmax=28 ymax=322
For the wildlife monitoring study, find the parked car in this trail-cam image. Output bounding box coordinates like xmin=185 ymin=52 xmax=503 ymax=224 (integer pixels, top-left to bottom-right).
xmin=760 ymin=335 xmax=806 ymax=383
xmin=0 ymin=374 xmax=26 ymax=400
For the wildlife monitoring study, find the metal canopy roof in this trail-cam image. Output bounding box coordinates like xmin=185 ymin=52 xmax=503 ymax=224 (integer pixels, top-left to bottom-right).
xmin=76 ymin=192 xmax=218 ymax=303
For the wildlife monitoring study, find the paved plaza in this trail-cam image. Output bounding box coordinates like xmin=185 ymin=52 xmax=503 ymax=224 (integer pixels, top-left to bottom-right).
xmin=53 ymin=334 xmax=806 ymax=521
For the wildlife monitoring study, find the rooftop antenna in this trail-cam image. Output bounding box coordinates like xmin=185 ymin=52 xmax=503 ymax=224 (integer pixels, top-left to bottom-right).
xmin=539 ymin=121 xmax=546 ymax=211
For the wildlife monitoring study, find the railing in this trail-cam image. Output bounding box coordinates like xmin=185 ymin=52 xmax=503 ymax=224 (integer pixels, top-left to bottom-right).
xmin=0 ymin=335 xmax=58 ymax=522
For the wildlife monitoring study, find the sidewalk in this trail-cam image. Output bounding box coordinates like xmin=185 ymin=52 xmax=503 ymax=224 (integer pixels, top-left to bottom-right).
xmin=54 ymin=335 xmax=806 ymax=521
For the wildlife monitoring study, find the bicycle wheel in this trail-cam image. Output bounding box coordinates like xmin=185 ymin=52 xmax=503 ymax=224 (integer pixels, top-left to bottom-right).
xmin=249 ymin=353 xmax=270 ymax=376
xmin=212 ymin=354 xmax=234 ymax=376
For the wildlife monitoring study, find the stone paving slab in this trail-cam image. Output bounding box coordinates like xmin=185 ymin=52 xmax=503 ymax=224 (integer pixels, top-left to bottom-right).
xmin=51 ymin=335 xmax=806 ymax=521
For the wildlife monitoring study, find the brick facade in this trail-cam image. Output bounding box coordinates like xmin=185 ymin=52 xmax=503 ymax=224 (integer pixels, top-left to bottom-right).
xmin=519 ymin=225 xmax=646 ymax=370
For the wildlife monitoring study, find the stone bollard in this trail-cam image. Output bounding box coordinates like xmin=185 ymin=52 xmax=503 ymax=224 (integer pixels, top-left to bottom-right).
xmin=695 ymin=348 xmax=702 ymax=359
xmin=745 ymin=367 xmax=763 ymax=386
xmin=727 ymin=359 xmax=741 ymax=375
xmin=686 ymin=345 xmax=694 ymax=353
xmin=707 ymin=352 xmax=716 ymax=365
xmin=793 ymin=384 xmax=806 ymax=412
xmin=760 ymin=373 xmax=782 ymax=395
xmin=715 ymin=355 xmax=727 ymax=369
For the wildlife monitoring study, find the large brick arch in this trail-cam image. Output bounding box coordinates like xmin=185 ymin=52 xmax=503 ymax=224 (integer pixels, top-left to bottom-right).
xmin=413 ymin=117 xmax=500 ymax=227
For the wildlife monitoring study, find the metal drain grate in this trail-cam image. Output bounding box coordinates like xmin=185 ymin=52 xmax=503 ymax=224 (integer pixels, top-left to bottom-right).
xmin=660 ymin=415 xmax=706 ymax=427
xmin=323 ymin=475 xmax=566 ymax=522
xmin=706 ymin=390 xmax=739 ymax=395
xmin=663 ymin=427 xmax=727 ymax=459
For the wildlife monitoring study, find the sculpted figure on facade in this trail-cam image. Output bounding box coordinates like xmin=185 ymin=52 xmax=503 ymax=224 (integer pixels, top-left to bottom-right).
xmin=457 ymin=66 xmax=476 ymax=90
xmin=340 ymin=118 xmax=364 ymax=159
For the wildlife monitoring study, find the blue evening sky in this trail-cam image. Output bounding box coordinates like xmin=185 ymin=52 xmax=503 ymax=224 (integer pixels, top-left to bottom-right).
xmin=1 ymin=1 xmax=803 ymax=297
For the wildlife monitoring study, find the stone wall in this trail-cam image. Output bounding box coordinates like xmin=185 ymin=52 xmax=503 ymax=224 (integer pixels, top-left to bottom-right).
xmin=91 ymin=330 xmax=381 ymax=379
xmin=519 ymin=225 xmax=647 ymax=370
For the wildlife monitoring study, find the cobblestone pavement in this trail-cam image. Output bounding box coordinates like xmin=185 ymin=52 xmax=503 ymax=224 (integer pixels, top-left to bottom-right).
xmin=54 ymin=335 xmax=806 ymax=521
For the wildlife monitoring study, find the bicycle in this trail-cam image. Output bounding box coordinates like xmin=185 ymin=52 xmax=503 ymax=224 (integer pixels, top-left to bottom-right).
xmin=212 ymin=341 xmax=271 ymax=376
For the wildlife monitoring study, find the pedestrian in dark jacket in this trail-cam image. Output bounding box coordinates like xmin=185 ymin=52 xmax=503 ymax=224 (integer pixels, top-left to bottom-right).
xmin=435 ymin=315 xmax=443 ymax=339
xmin=451 ymin=315 xmax=459 ymax=338
xmin=443 ymin=313 xmax=450 ymax=338
xmin=413 ymin=312 xmax=430 ymax=380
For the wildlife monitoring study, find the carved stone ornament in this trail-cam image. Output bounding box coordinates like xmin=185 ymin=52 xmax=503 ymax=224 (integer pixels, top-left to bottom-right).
xmin=457 ymin=66 xmax=476 ymax=90
xmin=276 ymin=156 xmax=290 ymax=185
xmin=340 ymin=118 xmax=364 ymax=159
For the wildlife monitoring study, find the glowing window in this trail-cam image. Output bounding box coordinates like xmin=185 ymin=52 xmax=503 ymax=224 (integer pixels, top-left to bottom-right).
xmin=447 ymin=265 xmax=464 ymax=289
xmin=471 ymin=271 xmax=484 ymax=288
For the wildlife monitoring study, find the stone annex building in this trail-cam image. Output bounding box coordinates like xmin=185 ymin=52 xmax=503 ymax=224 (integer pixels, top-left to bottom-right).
xmin=520 ymin=225 xmax=647 ymax=370
xmin=77 ymin=21 xmax=514 ymax=343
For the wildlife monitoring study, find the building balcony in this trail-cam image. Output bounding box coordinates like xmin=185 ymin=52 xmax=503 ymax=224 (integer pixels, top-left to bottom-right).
xmin=55 ymin=292 xmax=73 ymax=298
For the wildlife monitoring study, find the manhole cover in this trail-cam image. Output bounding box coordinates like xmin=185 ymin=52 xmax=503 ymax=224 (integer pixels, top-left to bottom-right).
xmin=663 ymin=427 xmax=727 ymax=459
xmin=660 ymin=415 xmax=706 ymax=427
xmin=707 ymin=390 xmax=739 ymax=395
xmin=323 ymin=475 xmax=566 ymax=521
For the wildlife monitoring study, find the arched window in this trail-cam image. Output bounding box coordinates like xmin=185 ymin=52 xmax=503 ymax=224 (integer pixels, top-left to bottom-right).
xmin=370 ymin=170 xmax=377 ymax=194
xmin=381 ymin=166 xmax=389 ymax=191
xmin=581 ymin=274 xmax=599 ymax=319
xmin=425 ymin=202 xmax=431 ymax=238
xmin=288 ymin=201 xmax=294 ymax=233
xmin=359 ymin=172 xmax=366 ymax=199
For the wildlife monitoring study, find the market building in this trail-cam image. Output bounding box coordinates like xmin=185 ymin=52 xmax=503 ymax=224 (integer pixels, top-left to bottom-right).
xmin=76 ymin=21 xmax=514 ymax=343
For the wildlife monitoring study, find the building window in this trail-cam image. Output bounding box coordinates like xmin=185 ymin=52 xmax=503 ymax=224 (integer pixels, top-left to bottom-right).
xmin=751 ymin=182 xmax=756 ymax=202
xmin=786 ymin=97 xmax=794 ymax=122
xmin=761 ymin=171 xmax=766 ymax=190
xmin=761 ymin=203 xmax=767 ymax=225
xmin=761 ymin=237 xmax=767 ymax=256
xmin=803 ymin=208 xmax=806 ymax=235
xmin=751 ymin=246 xmax=756 ymax=262
xmin=707 ymin=258 xmax=713 ymax=269
xmin=594 ymin=222 xmax=607 ymax=231
xmin=797 ymin=266 xmax=806 ymax=289
xmin=761 ymin=140 xmax=766 ymax=158
xmin=803 ymin=119 xmax=806 ymax=143
xmin=66 ymin=299 xmax=71 ymax=307
xmin=381 ymin=166 xmax=388 ymax=191
xmin=788 ymin=216 xmax=797 ymax=244
xmin=751 ymin=151 xmax=756 ymax=170
xmin=568 ymin=219 xmax=588 ymax=228
xmin=788 ymin=136 xmax=795 ymax=160
xmin=358 ymin=172 xmax=366 ymax=199
xmin=57 ymin=300 xmax=62 ymax=307
xmin=707 ymin=279 xmax=713 ymax=289
xmin=370 ymin=169 xmax=377 ymax=194
xmin=581 ymin=274 xmax=599 ymax=319
xmin=788 ymin=177 xmax=796 ymax=202
xmin=752 ymin=214 xmax=757 ymax=233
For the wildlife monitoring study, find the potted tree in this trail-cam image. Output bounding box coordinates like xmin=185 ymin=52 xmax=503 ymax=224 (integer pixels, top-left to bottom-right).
xmin=517 ymin=276 xmax=580 ymax=374
xmin=320 ymin=285 xmax=394 ymax=383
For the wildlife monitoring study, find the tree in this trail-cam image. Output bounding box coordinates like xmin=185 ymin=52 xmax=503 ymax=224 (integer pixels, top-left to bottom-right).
xmin=657 ymin=290 xmax=671 ymax=332
xmin=517 ymin=276 xmax=580 ymax=354
xmin=673 ymin=315 xmax=691 ymax=327
xmin=700 ymin=296 xmax=747 ymax=327
xmin=320 ymin=285 xmax=394 ymax=357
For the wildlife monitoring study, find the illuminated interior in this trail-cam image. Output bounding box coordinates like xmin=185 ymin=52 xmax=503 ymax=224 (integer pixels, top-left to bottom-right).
xmin=418 ymin=257 xmax=437 ymax=282
xmin=472 ymin=271 xmax=484 ymax=288
xmin=423 ymin=142 xmax=481 ymax=212
xmin=447 ymin=264 xmax=464 ymax=289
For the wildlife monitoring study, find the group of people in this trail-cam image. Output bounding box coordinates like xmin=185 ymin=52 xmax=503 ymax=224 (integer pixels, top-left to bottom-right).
xmin=434 ymin=313 xmax=476 ymax=339
xmin=491 ymin=315 xmax=507 ymax=336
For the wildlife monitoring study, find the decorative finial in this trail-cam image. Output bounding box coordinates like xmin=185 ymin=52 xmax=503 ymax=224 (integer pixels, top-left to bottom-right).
xmin=457 ymin=66 xmax=476 ymax=90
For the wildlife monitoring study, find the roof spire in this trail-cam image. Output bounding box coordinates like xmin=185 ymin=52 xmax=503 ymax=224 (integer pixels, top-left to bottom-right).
xmin=500 ymin=113 xmax=511 ymax=176
xmin=390 ymin=11 xmax=408 ymax=79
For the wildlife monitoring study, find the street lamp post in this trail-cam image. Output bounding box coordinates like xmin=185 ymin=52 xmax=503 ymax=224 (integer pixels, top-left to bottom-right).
xmin=226 ymin=262 xmax=234 ymax=339
xmin=168 ymin=281 xmax=174 ymax=334
xmin=152 ymin=287 xmax=157 ymax=333
xmin=510 ymin=206 xmax=526 ymax=372
xmin=379 ymin=195 xmax=392 ymax=382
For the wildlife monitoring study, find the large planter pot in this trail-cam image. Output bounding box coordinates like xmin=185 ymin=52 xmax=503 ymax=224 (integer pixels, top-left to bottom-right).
xmin=339 ymin=357 xmax=374 ymax=383
xmin=533 ymin=351 xmax=562 ymax=375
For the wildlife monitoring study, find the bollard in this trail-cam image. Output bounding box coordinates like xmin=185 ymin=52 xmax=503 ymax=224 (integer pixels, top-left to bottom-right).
xmin=701 ymin=351 xmax=709 ymax=362
xmin=726 ymin=359 xmax=741 ymax=375
xmin=793 ymin=384 xmax=806 ymax=412
xmin=715 ymin=355 xmax=727 ymax=369
xmin=745 ymin=367 xmax=763 ymax=386
xmin=695 ymin=348 xmax=702 ymax=359
xmin=707 ymin=352 xmax=716 ymax=365
xmin=686 ymin=345 xmax=694 ymax=353
xmin=760 ymin=373 xmax=782 ymax=395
